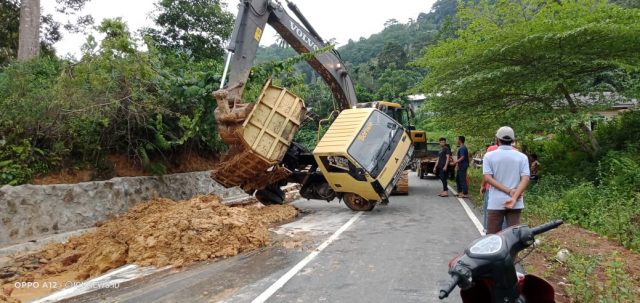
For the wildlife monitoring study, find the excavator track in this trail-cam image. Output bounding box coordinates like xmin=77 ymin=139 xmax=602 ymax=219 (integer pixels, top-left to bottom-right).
xmin=391 ymin=170 xmax=410 ymax=195
xmin=211 ymin=80 xmax=306 ymax=193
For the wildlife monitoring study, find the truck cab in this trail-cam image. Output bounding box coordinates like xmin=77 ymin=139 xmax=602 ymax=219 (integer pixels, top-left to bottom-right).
xmin=313 ymin=108 xmax=414 ymax=210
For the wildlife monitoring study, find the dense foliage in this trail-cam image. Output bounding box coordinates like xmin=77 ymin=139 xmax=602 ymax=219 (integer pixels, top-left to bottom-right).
xmin=340 ymin=0 xmax=458 ymax=102
xmin=416 ymin=0 xmax=640 ymax=158
xmin=524 ymin=112 xmax=640 ymax=250
xmin=0 ymin=10 xmax=231 ymax=184
xmin=465 ymin=112 xmax=640 ymax=251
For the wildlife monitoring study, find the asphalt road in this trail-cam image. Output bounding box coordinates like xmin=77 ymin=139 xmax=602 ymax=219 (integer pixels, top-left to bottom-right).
xmin=62 ymin=172 xmax=482 ymax=303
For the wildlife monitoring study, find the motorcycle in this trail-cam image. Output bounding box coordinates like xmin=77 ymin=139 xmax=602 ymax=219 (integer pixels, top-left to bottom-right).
xmin=439 ymin=220 xmax=564 ymax=303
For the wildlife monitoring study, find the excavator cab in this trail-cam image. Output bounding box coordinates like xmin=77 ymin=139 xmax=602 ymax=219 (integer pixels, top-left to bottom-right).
xmin=355 ymin=101 xmax=426 ymax=145
xmin=314 ymin=108 xmax=414 ymax=211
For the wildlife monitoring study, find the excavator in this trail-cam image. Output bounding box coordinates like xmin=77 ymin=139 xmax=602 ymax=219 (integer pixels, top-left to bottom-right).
xmin=210 ymin=0 xmax=424 ymax=211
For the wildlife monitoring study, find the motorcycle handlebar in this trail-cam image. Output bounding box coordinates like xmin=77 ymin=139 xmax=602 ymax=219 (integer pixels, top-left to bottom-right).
xmin=530 ymin=220 xmax=564 ymax=236
xmin=438 ymin=274 xmax=460 ymax=299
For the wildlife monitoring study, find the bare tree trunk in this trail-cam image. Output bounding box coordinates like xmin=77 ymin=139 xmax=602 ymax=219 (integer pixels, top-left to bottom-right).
xmin=17 ymin=0 xmax=41 ymax=61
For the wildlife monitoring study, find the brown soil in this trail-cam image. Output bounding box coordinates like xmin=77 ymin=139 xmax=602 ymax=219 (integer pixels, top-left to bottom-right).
xmin=32 ymin=169 xmax=93 ymax=185
xmin=0 ymin=195 xmax=298 ymax=302
xmin=522 ymin=224 xmax=640 ymax=302
xmin=106 ymin=154 xmax=148 ymax=178
xmin=0 ymin=294 xmax=20 ymax=303
xmin=33 ymin=152 xmax=220 ymax=185
xmin=169 ymin=152 xmax=220 ymax=173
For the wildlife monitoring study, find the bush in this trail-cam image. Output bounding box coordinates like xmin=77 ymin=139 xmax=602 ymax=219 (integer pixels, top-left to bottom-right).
xmin=525 ymin=154 xmax=640 ymax=250
xmin=0 ymin=19 xmax=227 ymax=185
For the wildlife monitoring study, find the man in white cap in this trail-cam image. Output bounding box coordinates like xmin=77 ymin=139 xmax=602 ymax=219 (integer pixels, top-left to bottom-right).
xmin=482 ymin=126 xmax=530 ymax=234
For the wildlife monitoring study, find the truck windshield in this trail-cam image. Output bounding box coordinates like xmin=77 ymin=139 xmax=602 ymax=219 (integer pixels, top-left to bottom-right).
xmin=348 ymin=111 xmax=403 ymax=178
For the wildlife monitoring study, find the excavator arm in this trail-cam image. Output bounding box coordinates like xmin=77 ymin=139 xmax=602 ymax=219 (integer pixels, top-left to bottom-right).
xmin=217 ymin=0 xmax=357 ymax=114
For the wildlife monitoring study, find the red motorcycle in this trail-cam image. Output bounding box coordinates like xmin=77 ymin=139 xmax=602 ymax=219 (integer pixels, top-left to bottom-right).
xmin=439 ymin=220 xmax=563 ymax=303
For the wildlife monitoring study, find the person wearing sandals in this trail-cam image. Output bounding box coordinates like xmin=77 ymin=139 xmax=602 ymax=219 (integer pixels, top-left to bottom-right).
xmin=433 ymin=137 xmax=452 ymax=197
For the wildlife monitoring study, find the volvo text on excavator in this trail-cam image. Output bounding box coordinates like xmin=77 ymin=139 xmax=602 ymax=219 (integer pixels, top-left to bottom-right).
xmin=210 ymin=0 xmax=423 ymax=211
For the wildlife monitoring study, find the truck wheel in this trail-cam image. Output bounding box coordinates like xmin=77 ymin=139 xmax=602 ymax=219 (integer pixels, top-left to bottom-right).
xmin=343 ymin=193 xmax=375 ymax=211
xmin=255 ymin=185 xmax=285 ymax=205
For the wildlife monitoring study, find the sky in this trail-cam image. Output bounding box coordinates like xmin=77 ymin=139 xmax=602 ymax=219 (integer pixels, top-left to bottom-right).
xmin=42 ymin=0 xmax=437 ymax=58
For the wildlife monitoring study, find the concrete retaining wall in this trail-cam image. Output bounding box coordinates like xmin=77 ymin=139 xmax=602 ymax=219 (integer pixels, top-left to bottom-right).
xmin=0 ymin=171 xmax=247 ymax=247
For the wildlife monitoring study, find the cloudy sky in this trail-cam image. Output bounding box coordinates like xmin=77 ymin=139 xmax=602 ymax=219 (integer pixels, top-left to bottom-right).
xmin=42 ymin=0 xmax=437 ymax=57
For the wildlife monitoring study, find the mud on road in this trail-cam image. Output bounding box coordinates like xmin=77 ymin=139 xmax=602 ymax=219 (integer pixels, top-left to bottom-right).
xmin=1 ymin=195 xmax=298 ymax=302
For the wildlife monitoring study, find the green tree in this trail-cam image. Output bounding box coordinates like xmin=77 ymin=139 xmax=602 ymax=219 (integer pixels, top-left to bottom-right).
xmin=1 ymin=0 xmax=90 ymax=64
xmin=0 ymin=0 xmax=20 ymax=64
xmin=416 ymin=0 xmax=640 ymax=157
xmin=376 ymin=68 xmax=422 ymax=100
xmin=145 ymin=0 xmax=234 ymax=61
xmin=377 ymin=42 xmax=407 ymax=70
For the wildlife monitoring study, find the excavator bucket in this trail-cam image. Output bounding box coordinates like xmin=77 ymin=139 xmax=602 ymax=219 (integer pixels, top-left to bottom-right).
xmin=211 ymin=79 xmax=306 ymax=193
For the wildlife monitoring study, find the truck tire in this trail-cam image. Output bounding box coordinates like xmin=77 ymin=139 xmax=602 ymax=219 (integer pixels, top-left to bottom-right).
xmin=343 ymin=193 xmax=376 ymax=211
xmin=255 ymin=184 xmax=285 ymax=205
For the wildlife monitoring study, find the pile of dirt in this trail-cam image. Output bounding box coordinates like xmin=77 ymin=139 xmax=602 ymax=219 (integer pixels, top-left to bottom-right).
xmin=1 ymin=195 xmax=297 ymax=301
xmin=0 ymin=293 xmax=20 ymax=303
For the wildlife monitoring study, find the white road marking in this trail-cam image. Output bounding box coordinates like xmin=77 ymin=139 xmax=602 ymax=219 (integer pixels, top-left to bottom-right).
xmin=448 ymin=186 xmax=485 ymax=235
xmin=32 ymin=264 xmax=171 ymax=303
xmin=272 ymin=208 xmax=356 ymax=236
xmin=251 ymin=211 xmax=364 ymax=303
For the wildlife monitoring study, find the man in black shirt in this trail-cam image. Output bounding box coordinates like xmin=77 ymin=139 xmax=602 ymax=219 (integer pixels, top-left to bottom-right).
xmin=454 ymin=135 xmax=469 ymax=198
xmin=433 ymin=137 xmax=451 ymax=197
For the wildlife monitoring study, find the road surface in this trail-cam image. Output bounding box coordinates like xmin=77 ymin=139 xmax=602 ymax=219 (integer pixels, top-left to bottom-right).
xmin=62 ymin=172 xmax=482 ymax=303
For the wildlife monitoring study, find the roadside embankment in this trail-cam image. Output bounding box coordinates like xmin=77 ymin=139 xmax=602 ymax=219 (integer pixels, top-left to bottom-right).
xmin=1 ymin=194 xmax=298 ymax=302
xmin=0 ymin=171 xmax=248 ymax=248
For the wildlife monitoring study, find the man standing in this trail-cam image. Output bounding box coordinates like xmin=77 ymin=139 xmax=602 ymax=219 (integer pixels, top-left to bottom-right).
xmin=433 ymin=137 xmax=451 ymax=197
xmin=453 ymin=136 xmax=469 ymax=198
xmin=530 ymin=154 xmax=540 ymax=182
xmin=483 ymin=126 xmax=530 ymax=234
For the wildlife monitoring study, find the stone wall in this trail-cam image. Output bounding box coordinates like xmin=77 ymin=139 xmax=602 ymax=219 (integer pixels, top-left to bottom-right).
xmin=0 ymin=171 xmax=247 ymax=247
